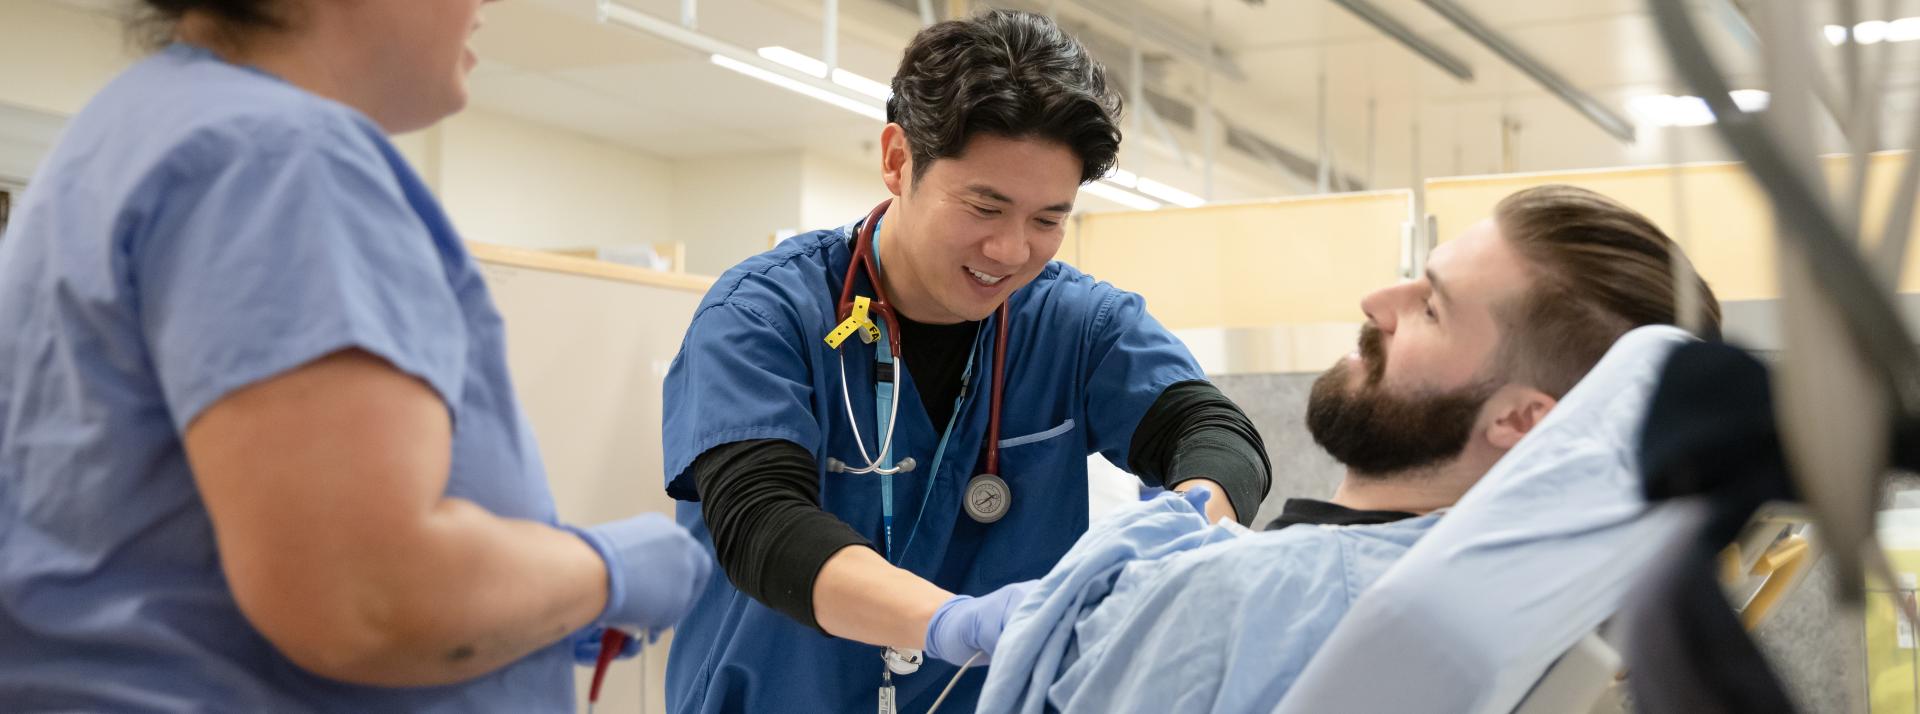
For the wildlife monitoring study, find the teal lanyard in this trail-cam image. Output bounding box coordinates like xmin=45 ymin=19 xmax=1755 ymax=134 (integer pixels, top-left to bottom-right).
xmin=861 ymin=217 xmax=980 ymax=564
xmin=871 ymin=321 xmax=981 ymax=564
xmin=874 ymin=322 xmax=898 ymax=561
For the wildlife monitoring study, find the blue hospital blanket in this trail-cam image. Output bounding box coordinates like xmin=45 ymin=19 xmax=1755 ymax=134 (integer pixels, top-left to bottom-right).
xmin=978 ymin=495 xmax=1439 ymax=712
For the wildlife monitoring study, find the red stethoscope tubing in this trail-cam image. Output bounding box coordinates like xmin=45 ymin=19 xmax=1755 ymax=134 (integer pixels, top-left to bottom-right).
xmin=838 ymin=199 xmax=1009 ymax=475
xmin=587 ymin=628 xmax=626 ymax=711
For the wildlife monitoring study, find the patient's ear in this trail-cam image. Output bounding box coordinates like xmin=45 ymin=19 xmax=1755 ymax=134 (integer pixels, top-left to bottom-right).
xmin=1485 ymin=386 xmax=1558 ymax=451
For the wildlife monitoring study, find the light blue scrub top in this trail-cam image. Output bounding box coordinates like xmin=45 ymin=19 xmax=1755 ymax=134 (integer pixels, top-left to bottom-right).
xmin=660 ymin=222 xmax=1206 ymax=712
xmin=0 ymin=45 xmax=570 ymax=711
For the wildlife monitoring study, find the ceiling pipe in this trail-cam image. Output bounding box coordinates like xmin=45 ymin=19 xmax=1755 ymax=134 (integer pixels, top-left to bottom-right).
xmin=1415 ymin=0 xmax=1636 ymax=143
xmin=1325 ymin=0 xmax=1474 ymax=81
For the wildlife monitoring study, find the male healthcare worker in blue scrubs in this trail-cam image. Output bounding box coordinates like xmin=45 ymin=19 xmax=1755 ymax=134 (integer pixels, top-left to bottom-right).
xmin=0 ymin=1 xmax=708 ymax=710
xmin=662 ymin=10 xmax=1273 ymax=713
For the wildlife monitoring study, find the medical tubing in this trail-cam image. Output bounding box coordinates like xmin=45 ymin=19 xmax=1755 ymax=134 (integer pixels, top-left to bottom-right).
xmin=587 ymin=628 xmax=626 ymax=706
xmin=984 ymin=303 xmax=1009 ymax=474
xmin=841 ymin=201 xmax=893 ymax=321
xmin=924 ymin=652 xmax=983 ymax=714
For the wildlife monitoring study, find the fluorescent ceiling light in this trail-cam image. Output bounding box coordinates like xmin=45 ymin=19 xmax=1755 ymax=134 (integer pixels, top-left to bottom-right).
xmin=1897 ymin=17 xmax=1920 ymax=41
xmin=1629 ymin=90 xmax=1769 ymax=128
xmin=1080 ymin=181 xmax=1162 ymax=211
xmin=757 ymin=46 xmax=828 ymax=76
xmin=830 ymin=70 xmax=893 ymax=103
xmin=1857 ymin=20 xmax=1890 ymax=43
xmin=1825 ymin=17 xmax=1920 ymax=45
xmin=1729 ymin=89 xmax=1772 ymax=112
xmin=709 ymin=54 xmax=886 ymax=121
xmin=758 ymin=46 xmax=893 ymax=102
xmin=1093 ymin=167 xmax=1202 ymax=209
xmin=1134 ymin=177 xmax=1206 ymax=208
xmin=595 ymin=4 xmax=886 ymax=123
xmin=1629 ymin=95 xmax=1714 ymax=127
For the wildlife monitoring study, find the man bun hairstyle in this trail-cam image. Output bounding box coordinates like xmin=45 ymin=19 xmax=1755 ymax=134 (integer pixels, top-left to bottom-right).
xmin=1495 ymin=184 xmax=1724 ymax=398
xmin=887 ymin=9 xmax=1123 ymax=184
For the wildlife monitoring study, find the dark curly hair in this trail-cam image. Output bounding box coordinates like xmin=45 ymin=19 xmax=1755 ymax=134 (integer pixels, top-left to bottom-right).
xmin=132 ymin=0 xmax=284 ymax=49
xmin=886 ymin=10 xmax=1123 ymax=185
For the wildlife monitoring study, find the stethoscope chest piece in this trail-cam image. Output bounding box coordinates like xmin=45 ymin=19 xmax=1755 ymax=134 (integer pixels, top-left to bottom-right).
xmin=964 ymin=473 xmax=1011 ymax=524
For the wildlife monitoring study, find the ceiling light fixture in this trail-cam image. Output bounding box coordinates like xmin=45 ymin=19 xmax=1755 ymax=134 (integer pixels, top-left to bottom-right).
xmin=1081 ymin=181 xmax=1163 ymax=211
xmin=757 ymin=47 xmax=894 ymax=102
xmin=1825 ymin=17 xmax=1920 ymax=45
xmin=597 ymin=1 xmax=886 ymax=122
xmin=709 ymin=55 xmax=886 ymax=121
xmin=1134 ymin=177 xmax=1207 ymax=208
xmin=1628 ymin=89 xmax=1770 ymax=128
xmin=1085 ymin=167 xmax=1207 ymax=210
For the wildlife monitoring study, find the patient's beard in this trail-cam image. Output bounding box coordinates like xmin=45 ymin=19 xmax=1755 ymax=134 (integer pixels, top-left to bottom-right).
xmin=1305 ymin=327 xmax=1497 ymax=477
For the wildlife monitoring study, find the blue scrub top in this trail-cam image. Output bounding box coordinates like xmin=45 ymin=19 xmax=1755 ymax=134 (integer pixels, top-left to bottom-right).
xmin=661 ymin=221 xmax=1205 ymax=712
xmin=0 ymin=45 xmax=570 ymax=711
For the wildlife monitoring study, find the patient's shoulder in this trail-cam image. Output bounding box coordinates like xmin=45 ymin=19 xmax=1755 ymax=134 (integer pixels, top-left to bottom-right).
xmin=1171 ymin=515 xmax=1439 ymax=602
xmin=1154 ymin=526 xmax=1353 ymax=590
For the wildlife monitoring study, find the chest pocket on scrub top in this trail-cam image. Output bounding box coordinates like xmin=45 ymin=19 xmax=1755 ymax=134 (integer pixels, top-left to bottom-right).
xmin=996 ymin=419 xmax=1076 ymax=451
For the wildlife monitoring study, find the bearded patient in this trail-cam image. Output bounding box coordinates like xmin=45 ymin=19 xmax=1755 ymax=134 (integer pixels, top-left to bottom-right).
xmin=971 ymin=185 xmax=1725 ymax=713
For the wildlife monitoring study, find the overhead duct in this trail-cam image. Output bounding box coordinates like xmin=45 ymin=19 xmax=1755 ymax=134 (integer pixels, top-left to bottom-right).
xmin=1414 ymin=0 xmax=1637 ymax=143
xmin=871 ymin=0 xmax=1365 ymax=192
xmin=1326 ymin=0 xmax=1475 ymax=81
xmin=1138 ymin=88 xmax=1366 ymax=191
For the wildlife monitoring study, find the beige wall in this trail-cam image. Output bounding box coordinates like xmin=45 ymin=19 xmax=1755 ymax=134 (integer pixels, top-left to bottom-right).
xmin=434 ymin=110 xmax=675 ymax=251
xmin=801 ymin=153 xmax=885 ymax=232
xmin=0 ymin=1 xmax=678 ymax=260
xmin=0 ymin=2 xmax=134 ymax=117
xmin=1073 ymin=191 xmax=1412 ymax=329
xmin=1426 ymin=152 xmax=1920 ymax=302
xmin=670 ymin=152 xmax=806 ymax=275
xmin=1427 ymin=162 xmax=1778 ymax=302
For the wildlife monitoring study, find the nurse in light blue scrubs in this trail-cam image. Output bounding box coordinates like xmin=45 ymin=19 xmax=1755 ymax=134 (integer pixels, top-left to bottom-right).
xmin=0 ymin=1 xmax=709 ymax=710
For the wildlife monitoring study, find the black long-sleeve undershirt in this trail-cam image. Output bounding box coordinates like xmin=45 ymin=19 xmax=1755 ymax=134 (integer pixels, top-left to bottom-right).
xmin=1126 ymin=380 xmax=1271 ymax=524
xmin=692 ymin=439 xmax=862 ymax=631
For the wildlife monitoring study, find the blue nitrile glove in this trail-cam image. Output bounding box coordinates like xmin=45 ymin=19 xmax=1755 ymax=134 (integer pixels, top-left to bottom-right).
xmin=570 ymin=625 xmax=642 ymax=665
xmin=563 ymin=513 xmax=713 ymax=633
xmin=1140 ymin=484 xmax=1212 ymax=515
xmin=1178 ymin=485 xmax=1212 ymax=514
xmin=923 ymin=579 xmax=1039 ymax=666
